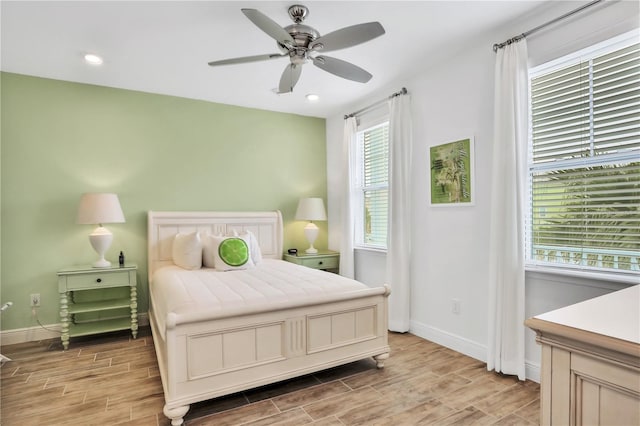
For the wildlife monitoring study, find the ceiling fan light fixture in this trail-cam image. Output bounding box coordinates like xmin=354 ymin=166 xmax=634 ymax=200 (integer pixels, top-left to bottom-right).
xmin=209 ymin=5 xmax=385 ymax=93
xmin=306 ymin=94 xmax=319 ymax=101
xmin=84 ymin=53 xmax=103 ymax=65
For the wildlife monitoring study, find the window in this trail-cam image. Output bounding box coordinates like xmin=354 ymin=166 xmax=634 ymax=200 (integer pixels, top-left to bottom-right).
xmin=527 ymin=33 xmax=639 ymax=275
xmin=355 ymin=121 xmax=389 ymax=249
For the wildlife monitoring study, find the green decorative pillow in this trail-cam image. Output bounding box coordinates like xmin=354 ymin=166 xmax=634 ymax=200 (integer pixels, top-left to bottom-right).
xmin=207 ymin=234 xmax=255 ymax=271
xmin=219 ymin=237 xmax=249 ymax=266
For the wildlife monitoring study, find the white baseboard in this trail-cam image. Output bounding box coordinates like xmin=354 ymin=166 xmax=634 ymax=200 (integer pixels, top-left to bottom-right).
xmin=409 ymin=320 xmax=540 ymax=383
xmin=410 ymin=320 xmax=487 ymax=362
xmin=1 ymin=323 xmax=62 ymax=346
xmin=525 ymin=361 xmax=540 ymax=383
xmin=1 ymin=313 xmax=149 ymax=346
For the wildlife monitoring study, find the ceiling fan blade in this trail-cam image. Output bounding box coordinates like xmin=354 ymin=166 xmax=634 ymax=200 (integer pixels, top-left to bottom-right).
xmin=278 ymin=63 xmax=302 ymax=93
xmin=208 ymin=53 xmax=285 ymax=67
xmin=241 ymin=8 xmax=295 ymax=47
xmin=312 ymin=56 xmax=372 ymax=83
xmin=309 ymin=22 xmax=385 ymax=52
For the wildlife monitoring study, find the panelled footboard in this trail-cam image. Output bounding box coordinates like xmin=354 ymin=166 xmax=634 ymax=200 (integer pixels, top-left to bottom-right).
xmin=151 ymin=286 xmax=390 ymax=426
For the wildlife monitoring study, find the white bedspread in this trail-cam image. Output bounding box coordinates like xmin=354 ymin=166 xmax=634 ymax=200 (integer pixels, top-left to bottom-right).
xmin=150 ymin=259 xmax=370 ymax=339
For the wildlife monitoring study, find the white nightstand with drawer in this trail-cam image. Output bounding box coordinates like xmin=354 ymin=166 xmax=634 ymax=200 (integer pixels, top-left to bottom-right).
xmin=283 ymin=251 xmax=340 ymax=273
xmin=57 ymin=264 xmax=138 ymax=350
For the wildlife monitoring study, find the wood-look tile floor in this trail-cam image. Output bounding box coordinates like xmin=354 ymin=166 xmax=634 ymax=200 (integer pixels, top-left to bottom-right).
xmin=0 ymin=328 xmax=540 ymax=425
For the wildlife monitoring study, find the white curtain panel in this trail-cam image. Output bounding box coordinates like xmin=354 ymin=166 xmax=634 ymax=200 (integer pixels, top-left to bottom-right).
xmin=488 ymin=40 xmax=528 ymax=380
xmin=339 ymin=117 xmax=358 ymax=279
xmin=386 ymin=94 xmax=413 ymax=332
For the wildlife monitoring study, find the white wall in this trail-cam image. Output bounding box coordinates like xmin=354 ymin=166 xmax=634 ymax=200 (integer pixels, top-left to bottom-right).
xmin=326 ymin=0 xmax=639 ymax=382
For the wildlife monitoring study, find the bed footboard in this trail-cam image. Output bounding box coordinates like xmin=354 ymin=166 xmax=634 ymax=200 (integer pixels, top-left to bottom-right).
xmin=151 ymin=286 xmax=390 ymax=425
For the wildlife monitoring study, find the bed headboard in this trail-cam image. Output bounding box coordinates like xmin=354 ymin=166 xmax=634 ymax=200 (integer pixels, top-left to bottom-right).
xmin=147 ymin=210 xmax=283 ymax=281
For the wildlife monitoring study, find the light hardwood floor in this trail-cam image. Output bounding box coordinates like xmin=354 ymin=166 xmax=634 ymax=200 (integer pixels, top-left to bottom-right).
xmin=0 ymin=328 xmax=539 ymax=425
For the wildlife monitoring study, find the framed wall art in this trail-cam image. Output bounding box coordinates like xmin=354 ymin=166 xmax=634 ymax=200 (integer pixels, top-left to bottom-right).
xmin=429 ymin=137 xmax=474 ymax=206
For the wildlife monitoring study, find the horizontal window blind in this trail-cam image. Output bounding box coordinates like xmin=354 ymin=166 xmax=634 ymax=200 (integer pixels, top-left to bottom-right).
xmin=529 ymin=38 xmax=640 ymax=273
xmin=531 ymin=62 xmax=590 ymax=163
xmin=363 ymin=124 xmax=389 ymax=187
xmin=364 ymin=189 xmax=388 ymax=246
xmin=593 ymin=43 xmax=640 ymax=155
xmin=358 ymin=122 xmax=389 ymax=247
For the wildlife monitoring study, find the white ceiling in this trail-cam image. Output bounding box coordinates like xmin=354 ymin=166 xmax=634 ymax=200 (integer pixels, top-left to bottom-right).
xmin=1 ymin=1 xmax=547 ymax=118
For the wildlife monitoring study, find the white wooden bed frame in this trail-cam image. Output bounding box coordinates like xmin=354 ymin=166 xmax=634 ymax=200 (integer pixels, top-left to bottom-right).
xmin=147 ymin=211 xmax=390 ymax=425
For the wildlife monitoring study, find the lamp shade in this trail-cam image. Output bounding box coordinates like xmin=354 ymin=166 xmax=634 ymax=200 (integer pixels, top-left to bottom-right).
xmin=76 ymin=193 xmax=125 ymax=225
xmin=295 ymin=198 xmax=327 ymax=221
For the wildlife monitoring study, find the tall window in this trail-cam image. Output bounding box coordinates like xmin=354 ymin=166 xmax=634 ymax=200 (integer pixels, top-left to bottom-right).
xmin=355 ymin=121 xmax=389 ymax=249
xmin=528 ymin=33 xmax=639 ymax=275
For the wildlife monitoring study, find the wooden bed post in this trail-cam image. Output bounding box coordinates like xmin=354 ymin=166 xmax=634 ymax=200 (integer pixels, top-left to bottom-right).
xmin=373 ymin=352 xmax=390 ymax=368
xmin=163 ymin=405 xmax=189 ymax=426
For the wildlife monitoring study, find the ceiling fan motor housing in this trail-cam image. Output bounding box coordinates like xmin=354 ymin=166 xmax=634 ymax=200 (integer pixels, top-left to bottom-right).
xmin=278 ymin=4 xmax=319 ymax=62
xmin=284 ymin=24 xmax=319 ymax=47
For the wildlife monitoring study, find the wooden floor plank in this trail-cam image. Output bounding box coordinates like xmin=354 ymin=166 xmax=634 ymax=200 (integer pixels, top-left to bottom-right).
xmin=474 ymin=380 xmax=540 ymax=419
xmin=0 ymin=328 xmax=540 ymax=425
xmin=242 ymin=407 xmax=314 ymax=426
xmin=272 ymin=380 xmax=351 ymax=412
xmin=368 ymin=398 xmax=457 ymax=425
xmin=302 ymin=386 xmax=383 ymax=420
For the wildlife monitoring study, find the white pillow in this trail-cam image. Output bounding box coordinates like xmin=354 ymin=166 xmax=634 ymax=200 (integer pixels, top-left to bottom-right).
xmin=204 ymin=234 xmax=255 ymax=271
xmin=247 ymin=231 xmax=263 ymax=264
xmin=172 ymin=231 xmax=202 ymax=270
xmin=202 ymin=233 xmax=220 ymax=268
xmin=232 ymin=230 xmax=263 ymax=265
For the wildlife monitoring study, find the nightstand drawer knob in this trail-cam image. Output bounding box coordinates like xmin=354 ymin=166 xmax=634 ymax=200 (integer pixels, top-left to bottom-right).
xmin=319 ymin=261 xmax=323 ymax=265
xmin=96 ymin=278 xmax=102 ymax=283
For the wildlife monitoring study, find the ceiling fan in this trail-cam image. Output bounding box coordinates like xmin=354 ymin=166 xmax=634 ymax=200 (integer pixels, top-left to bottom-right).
xmin=207 ymin=4 xmax=385 ymax=93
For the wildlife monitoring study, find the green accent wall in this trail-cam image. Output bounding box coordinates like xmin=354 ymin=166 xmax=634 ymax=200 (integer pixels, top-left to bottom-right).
xmin=1 ymin=72 xmax=327 ymax=332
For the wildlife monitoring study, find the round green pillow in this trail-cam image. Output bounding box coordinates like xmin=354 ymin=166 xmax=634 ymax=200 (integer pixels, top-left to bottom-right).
xmin=218 ymin=237 xmax=249 ymax=267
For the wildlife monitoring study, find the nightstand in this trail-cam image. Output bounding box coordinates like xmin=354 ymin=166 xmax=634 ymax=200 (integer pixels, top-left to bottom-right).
xmin=283 ymin=250 xmax=340 ymax=273
xmin=57 ymin=264 xmax=138 ymax=350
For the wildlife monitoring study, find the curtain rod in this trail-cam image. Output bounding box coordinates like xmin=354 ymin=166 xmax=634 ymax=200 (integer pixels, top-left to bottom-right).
xmin=492 ymin=0 xmax=604 ymax=52
xmin=344 ymin=87 xmax=408 ymax=119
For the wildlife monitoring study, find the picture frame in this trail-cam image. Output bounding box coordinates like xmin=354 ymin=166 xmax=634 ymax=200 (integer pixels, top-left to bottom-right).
xmin=429 ymin=137 xmax=475 ymax=206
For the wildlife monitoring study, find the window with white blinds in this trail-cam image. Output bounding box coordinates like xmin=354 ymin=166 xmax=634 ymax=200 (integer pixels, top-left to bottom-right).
xmin=528 ymin=33 xmax=639 ymax=274
xmin=355 ymin=121 xmax=389 ymax=248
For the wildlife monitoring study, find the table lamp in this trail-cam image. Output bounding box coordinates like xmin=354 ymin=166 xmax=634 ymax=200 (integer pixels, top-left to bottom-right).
xmin=76 ymin=193 xmax=125 ymax=268
xmin=295 ymin=197 xmax=327 ymax=254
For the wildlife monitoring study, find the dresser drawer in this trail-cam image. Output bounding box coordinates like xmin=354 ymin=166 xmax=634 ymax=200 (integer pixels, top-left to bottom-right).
xmin=64 ymin=270 xmax=132 ymax=290
xmin=299 ymin=256 xmax=339 ymax=270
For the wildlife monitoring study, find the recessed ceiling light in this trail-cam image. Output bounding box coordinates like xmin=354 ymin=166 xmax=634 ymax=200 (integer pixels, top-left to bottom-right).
xmin=84 ymin=53 xmax=103 ymax=65
xmin=306 ymin=94 xmax=319 ymax=102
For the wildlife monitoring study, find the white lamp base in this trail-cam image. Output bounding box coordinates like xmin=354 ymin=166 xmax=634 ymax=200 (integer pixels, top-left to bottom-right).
xmin=89 ymin=226 xmax=113 ymax=268
xmin=92 ymin=258 xmax=112 ymax=268
xmin=303 ymin=222 xmax=319 ymax=254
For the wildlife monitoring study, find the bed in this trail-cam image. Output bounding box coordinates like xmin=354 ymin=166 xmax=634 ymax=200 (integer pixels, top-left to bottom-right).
xmin=147 ymin=211 xmax=390 ymax=425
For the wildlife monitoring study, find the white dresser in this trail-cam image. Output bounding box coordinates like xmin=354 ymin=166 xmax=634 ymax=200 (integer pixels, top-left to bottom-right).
xmin=525 ymin=285 xmax=640 ymax=425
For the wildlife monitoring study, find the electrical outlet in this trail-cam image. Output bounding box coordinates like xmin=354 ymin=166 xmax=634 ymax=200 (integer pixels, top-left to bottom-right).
xmin=452 ymin=298 xmax=461 ymax=314
xmin=30 ymin=293 xmax=41 ymax=307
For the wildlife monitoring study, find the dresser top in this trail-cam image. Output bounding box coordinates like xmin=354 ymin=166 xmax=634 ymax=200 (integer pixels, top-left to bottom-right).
xmin=533 ymin=284 xmax=639 ymax=345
